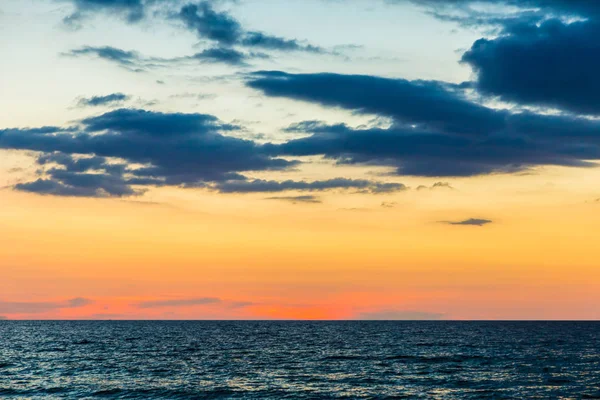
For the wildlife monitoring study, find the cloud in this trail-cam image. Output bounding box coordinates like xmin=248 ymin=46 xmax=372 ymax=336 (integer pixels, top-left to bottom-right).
xmin=0 ymin=316 xmax=7 ymax=320
xmin=68 ymin=297 xmax=94 ymax=307
xmin=249 ymin=71 xmax=600 ymax=177
xmin=357 ymin=310 xmax=444 ymax=320
xmin=251 ymin=71 xmax=502 ymax=137
xmin=265 ymin=195 xmax=322 ymax=204
xmin=6 ymin=54 xmax=600 ymax=197
xmin=228 ymin=301 xmax=255 ymax=309
xmin=441 ymin=218 xmax=493 ymax=226
xmin=0 ymin=109 xmax=409 ymax=198
xmin=178 ymin=2 xmax=242 ymax=45
xmin=137 ymin=297 xmax=222 ymax=308
xmin=176 ymin=1 xmax=323 ymax=53
xmin=431 ymin=182 xmax=454 ymax=189
xmin=61 ymin=0 xmax=146 ymax=28
xmin=0 ymin=108 xmax=295 ymax=197
xmin=462 ymin=19 xmax=600 ymax=115
xmin=8 ymin=153 xmax=143 ymax=198
xmin=15 ymin=177 xmax=141 ymax=198
xmin=0 ymin=298 xmax=94 ymax=314
xmin=170 ymin=92 xmax=218 ymax=101
xmin=67 ymin=46 xmax=145 ymax=72
xmin=190 ymin=47 xmax=254 ymax=66
xmin=77 ymin=93 xmax=130 ymax=107
xmin=412 ymin=0 xmax=600 ymax=21
xmin=240 ymin=32 xmax=323 ymax=53
xmin=417 ymin=182 xmax=454 ymax=190
xmin=215 ymin=178 xmax=407 ymax=194
xmin=67 ymin=45 xmax=259 ymax=70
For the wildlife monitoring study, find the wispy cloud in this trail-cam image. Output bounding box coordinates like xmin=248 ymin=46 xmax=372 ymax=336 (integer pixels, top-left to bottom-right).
xmin=137 ymin=298 xmax=222 ymax=309
xmin=441 ymin=218 xmax=493 ymax=226
xmin=0 ymin=298 xmax=94 ymax=314
xmin=417 ymin=182 xmax=454 ymax=191
xmin=216 ymin=178 xmax=407 ymax=194
xmin=177 ymin=2 xmax=324 ymax=54
xmin=77 ymin=93 xmax=130 ymax=107
xmin=265 ymin=195 xmax=322 ymax=204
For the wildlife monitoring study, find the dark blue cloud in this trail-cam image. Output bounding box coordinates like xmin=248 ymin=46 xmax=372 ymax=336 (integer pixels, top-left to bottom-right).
xmin=177 ymin=2 xmax=323 ymax=53
xmin=248 ymin=71 xmax=504 ymax=137
xmin=441 ymin=218 xmax=493 ymax=226
xmin=15 ymin=153 xmax=150 ymax=197
xmin=0 ymin=109 xmax=295 ymax=197
xmin=417 ymin=182 xmax=454 ymax=190
xmin=462 ymin=19 xmax=600 ymax=115
xmin=178 ymin=2 xmax=243 ymax=45
xmin=248 ymin=71 xmax=600 ymax=176
xmin=265 ymin=195 xmax=322 ymax=204
xmin=78 ymin=93 xmax=130 ymax=107
xmin=81 ymin=108 xmax=234 ymax=136
xmin=272 ymin=123 xmax=563 ymax=177
xmin=67 ymin=46 xmax=145 ymax=71
xmin=240 ymin=32 xmax=323 ymax=53
xmin=16 ymin=172 xmax=141 ymax=198
xmin=67 ymin=45 xmax=259 ymax=70
xmin=413 ymin=0 xmax=600 ymax=18
xmin=3 ymin=108 xmax=410 ymax=198
xmin=191 ymin=47 xmax=253 ymax=66
xmin=62 ymin=0 xmax=145 ymax=27
xmin=216 ymin=178 xmax=407 ymax=194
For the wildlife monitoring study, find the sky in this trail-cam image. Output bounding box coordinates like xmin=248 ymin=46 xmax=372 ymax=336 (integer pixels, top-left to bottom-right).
xmin=1 ymin=0 xmax=600 ymax=320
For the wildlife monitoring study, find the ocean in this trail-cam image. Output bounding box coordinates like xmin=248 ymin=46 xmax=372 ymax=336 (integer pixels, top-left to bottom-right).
xmin=0 ymin=321 xmax=599 ymax=398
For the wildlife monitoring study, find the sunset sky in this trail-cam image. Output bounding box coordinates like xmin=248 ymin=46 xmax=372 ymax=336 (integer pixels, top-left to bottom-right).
xmin=1 ymin=0 xmax=600 ymax=320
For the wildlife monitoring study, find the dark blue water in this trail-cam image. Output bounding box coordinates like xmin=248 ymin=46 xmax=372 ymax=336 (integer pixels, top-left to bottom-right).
xmin=1 ymin=321 xmax=599 ymax=399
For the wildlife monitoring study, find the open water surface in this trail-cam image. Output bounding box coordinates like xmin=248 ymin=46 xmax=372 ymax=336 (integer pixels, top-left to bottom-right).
xmin=0 ymin=321 xmax=599 ymax=398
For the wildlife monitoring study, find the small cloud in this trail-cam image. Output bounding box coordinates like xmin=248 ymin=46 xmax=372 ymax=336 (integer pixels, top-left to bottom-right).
xmin=177 ymin=2 xmax=323 ymax=54
xmin=417 ymin=182 xmax=454 ymax=191
xmin=432 ymin=182 xmax=454 ymax=189
xmin=66 ymin=45 xmax=258 ymax=72
xmin=68 ymin=297 xmax=94 ymax=307
xmin=77 ymin=93 xmax=130 ymax=107
xmin=441 ymin=218 xmax=493 ymax=226
xmin=357 ymin=310 xmax=444 ymax=320
xmin=190 ymin=47 xmax=255 ymax=66
xmin=265 ymin=195 xmax=321 ymax=204
xmin=228 ymin=301 xmax=255 ymax=309
xmin=0 ymin=297 xmax=94 ymax=314
xmin=381 ymin=201 xmax=397 ymax=208
xmin=170 ymin=92 xmax=217 ymax=101
xmin=156 ymin=80 xmax=165 ymax=85
xmin=137 ymin=297 xmax=221 ymax=309
xmin=216 ymin=178 xmax=407 ymax=194
xmin=0 ymin=316 xmax=7 ymax=320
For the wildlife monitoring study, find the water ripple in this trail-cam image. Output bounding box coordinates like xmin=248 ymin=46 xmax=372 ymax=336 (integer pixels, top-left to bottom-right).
xmin=0 ymin=321 xmax=599 ymax=398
